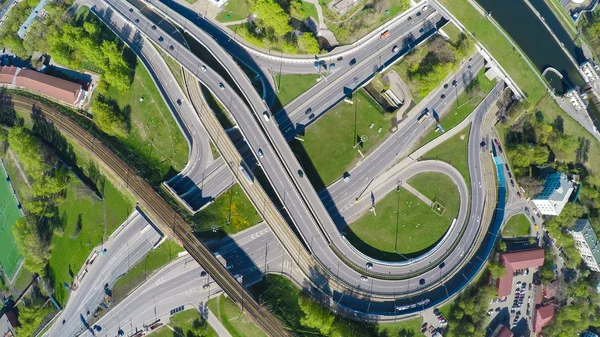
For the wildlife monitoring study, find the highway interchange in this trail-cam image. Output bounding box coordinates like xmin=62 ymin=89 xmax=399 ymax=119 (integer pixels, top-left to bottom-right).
xmin=48 ymin=0 xmax=528 ymax=333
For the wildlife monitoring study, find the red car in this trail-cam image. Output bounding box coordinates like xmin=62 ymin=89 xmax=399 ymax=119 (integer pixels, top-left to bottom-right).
xmin=517 ymin=192 xmax=522 ymax=198
xmin=422 ymin=322 xmax=428 ymax=329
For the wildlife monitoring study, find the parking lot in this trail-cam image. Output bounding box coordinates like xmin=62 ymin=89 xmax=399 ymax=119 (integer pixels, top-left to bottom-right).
xmin=486 ymin=268 xmax=536 ymax=336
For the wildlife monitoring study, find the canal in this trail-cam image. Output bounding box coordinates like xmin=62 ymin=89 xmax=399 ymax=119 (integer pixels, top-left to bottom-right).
xmin=476 ymin=0 xmax=584 ymax=94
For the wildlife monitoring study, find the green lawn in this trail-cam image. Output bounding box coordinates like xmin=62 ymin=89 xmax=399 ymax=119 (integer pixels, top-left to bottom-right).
xmin=216 ymin=0 xmax=252 ymax=22
xmin=325 ymin=0 xmax=410 ymax=44
xmin=112 ymin=239 xmax=183 ymax=304
xmin=272 ymin=73 xmax=319 ymax=113
xmin=417 ymin=70 xmax=495 ymax=147
xmin=503 ymin=214 xmax=531 ymax=238
xmin=532 ymin=96 xmax=600 ymax=185
xmin=49 ymin=176 xmax=132 ymax=306
xmin=153 ymin=309 xmax=218 ymax=337
xmin=442 ymin=21 xmax=463 ymax=43
xmin=0 ymin=162 xmax=24 ymax=279
xmin=378 ymin=318 xmax=423 ymax=336
xmin=192 ymin=183 xmax=261 ymax=236
xmin=392 ymin=36 xmax=467 ymax=103
xmin=346 ymin=185 xmax=456 ymax=260
xmin=408 ymin=172 xmax=461 ymax=217
xmin=92 ymin=62 xmax=189 ymax=180
xmin=292 ymin=89 xmax=392 ymax=189
xmin=155 ymin=45 xmax=184 ymax=90
xmin=439 ymin=0 xmax=546 ymax=102
xmin=299 ymin=1 xmax=319 ymax=20
xmin=422 ymin=124 xmax=472 ymax=187
xmin=207 ymin=295 xmax=267 ymax=337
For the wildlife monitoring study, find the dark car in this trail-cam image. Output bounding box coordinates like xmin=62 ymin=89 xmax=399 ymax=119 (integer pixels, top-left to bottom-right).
xmin=349 ymin=58 xmax=357 ymax=66
xmin=169 ymin=45 xmax=174 ymax=50
xmin=441 ymin=93 xmax=446 ymax=99
xmin=308 ymin=113 xmax=315 ymax=119
xmin=135 ymin=18 xmax=139 ymax=23
xmin=158 ymin=36 xmax=164 ymax=42
xmin=176 ymin=99 xmax=182 ymax=106
xmin=444 ymin=83 xmax=449 ymax=89
xmin=200 ymin=270 xmax=207 ymax=277
xmin=298 ymin=169 xmax=304 ymax=178
xmin=416 ymin=11 xmax=421 ymax=16
xmin=151 ymin=25 xmax=157 ymax=30
xmin=407 ymin=16 xmax=412 ymax=21
xmin=419 ymin=278 xmax=426 ymax=285
xmin=129 ymin=8 xmax=133 ymax=12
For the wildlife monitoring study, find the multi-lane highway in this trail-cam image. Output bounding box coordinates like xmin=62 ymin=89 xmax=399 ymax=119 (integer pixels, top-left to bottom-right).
xmin=48 ymin=209 xmax=162 ymax=337
xmin=103 ymin=0 xmax=508 ymax=304
xmin=88 ymin=0 xmax=234 ymax=212
xmin=81 ymin=222 xmax=300 ymax=337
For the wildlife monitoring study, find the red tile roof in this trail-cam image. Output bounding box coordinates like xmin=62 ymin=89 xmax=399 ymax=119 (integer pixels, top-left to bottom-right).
xmin=497 ymin=249 xmax=545 ymax=297
xmin=0 ymin=67 xmax=16 ymax=84
xmin=497 ymin=326 xmax=514 ymax=337
xmin=534 ymin=304 xmax=556 ymax=333
xmin=544 ymin=280 xmax=558 ymax=299
xmin=15 ymin=69 xmax=82 ymax=104
xmin=535 ymin=284 xmax=544 ymax=305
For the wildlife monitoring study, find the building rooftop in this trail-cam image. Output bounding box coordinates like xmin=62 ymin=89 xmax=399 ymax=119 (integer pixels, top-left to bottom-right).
xmin=496 ymin=326 xmax=514 ymax=337
xmin=571 ymin=219 xmax=600 ymax=269
xmin=0 ymin=66 xmax=16 ymax=84
xmin=15 ymin=68 xmax=82 ymax=104
xmin=497 ymin=249 xmax=545 ymax=297
xmin=535 ymin=173 xmax=572 ymax=202
xmin=534 ymin=304 xmax=556 ymax=333
xmin=544 ymin=280 xmax=559 ymax=299
xmin=0 ymin=313 xmax=15 ymax=337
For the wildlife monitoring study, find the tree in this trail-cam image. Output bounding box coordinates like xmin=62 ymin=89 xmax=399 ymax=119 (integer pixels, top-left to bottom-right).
xmin=507 ymin=144 xmax=549 ymax=169
xmin=13 ymin=218 xmax=50 ymax=275
xmin=92 ymin=100 xmax=128 ymax=136
xmin=15 ymin=303 xmax=52 ymax=337
xmin=252 ymin=0 xmax=292 ymax=37
xmin=488 ymin=261 xmax=507 ymax=278
xmin=297 ymin=33 xmax=320 ymax=54
xmin=298 ymin=295 xmax=335 ymax=335
xmin=498 ymin=241 xmax=507 ymax=252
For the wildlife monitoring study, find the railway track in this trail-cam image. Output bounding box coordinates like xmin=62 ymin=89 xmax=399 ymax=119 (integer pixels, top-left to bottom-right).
xmin=6 ymin=94 xmax=291 ymax=337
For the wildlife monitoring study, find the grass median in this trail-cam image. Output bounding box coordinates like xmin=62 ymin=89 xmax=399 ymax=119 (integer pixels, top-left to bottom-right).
xmin=416 ymin=69 xmax=495 ymax=148
xmin=503 ymin=214 xmax=531 ymax=238
xmin=112 ymin=239 xmax=183 ymax=304
xmin=272 ymin=73 xmax=320 ymax=113
xmin=421 ymin=124 xmax=472 ymax=187
xmin=207 ymin=295 xmax=267 ymax=337
xmin=346 ymin=177 xmax=458 ymax=261
xmin=290 ymin=89 xmax=393 ymax=190
xmin=192 ymin=183 xmax=262 ymax=237
xmin=153 ymin=309 xmax=218 ymax=337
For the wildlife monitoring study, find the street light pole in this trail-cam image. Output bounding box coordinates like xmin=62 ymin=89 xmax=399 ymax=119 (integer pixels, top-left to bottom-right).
xmin=394 ymin=182 xmax=401 ymax=253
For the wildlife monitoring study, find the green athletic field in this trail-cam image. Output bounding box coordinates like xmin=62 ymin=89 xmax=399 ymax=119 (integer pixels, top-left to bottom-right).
xmin=0 ymin=163 xmax=24 ymax=280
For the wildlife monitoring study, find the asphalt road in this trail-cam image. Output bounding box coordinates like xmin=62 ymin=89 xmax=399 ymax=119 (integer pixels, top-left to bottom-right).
xmin=89 ymin=0 xmax=234 ymax=211
xmin=48 ymin=210 xmax=162 ymax=337
xmin=80 ymin=222 xmax=299 ymax=337
xmin=103 ymin=0 xmax=510 ymax=317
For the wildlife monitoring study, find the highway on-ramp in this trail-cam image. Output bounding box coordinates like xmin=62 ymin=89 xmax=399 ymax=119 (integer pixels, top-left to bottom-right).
xmin=48 ymin=209 xmax=162 ymax=337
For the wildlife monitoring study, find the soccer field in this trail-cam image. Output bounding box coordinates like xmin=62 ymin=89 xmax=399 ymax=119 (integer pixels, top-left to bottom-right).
xmin=0 ymin=162 xmax=24 ymax=280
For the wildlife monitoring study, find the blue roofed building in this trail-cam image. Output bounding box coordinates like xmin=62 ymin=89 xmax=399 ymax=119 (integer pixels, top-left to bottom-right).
xmin=532 ymin=173 xmax=574 ymax=216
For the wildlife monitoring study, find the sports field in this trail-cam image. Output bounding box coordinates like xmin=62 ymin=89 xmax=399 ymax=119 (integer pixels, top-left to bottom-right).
xmin=0 ymin=163 xmax=24 ymax=279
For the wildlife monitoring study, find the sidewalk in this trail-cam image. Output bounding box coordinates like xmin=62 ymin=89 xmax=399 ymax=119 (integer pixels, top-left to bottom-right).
xmin=403 ymin=182 xmax=433 ymax=206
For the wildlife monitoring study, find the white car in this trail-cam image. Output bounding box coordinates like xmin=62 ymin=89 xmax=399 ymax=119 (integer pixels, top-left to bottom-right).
xmin=219 ymin=82 xmax=225 ymax=90
xmin=360 ymin=275 xmax=368 ymax=282
xmin=257 ymin=148 xmax=264 ymax=158
xmin=201 ymin=65 xmax=207 ymax=72
xmin=366 ymin=262 xmax=373 ymax=269
xmin=263 ymin=111 xmax=270 ymax=121
xmin=422 ymin=5 xmax=428 ymax=10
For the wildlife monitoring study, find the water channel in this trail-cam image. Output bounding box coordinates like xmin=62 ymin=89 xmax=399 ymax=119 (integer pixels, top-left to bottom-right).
xmin=476 ymin=0 xmax=584 ymax=94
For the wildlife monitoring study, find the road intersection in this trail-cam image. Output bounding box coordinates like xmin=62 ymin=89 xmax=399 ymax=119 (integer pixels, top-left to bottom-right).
xmin=51 ymin=0 xmax=528 ymax=333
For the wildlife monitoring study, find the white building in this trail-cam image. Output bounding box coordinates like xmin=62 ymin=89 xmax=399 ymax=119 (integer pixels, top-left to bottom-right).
xmin=565 ymin=88 xmax=587 ymax=111
xmin=581 ymin=61 xmax=600 ymax=82
xmin=569 ymin=219 xmax=600 ymax=272
xmin=532 ymin=173 xmax=573 ymax=216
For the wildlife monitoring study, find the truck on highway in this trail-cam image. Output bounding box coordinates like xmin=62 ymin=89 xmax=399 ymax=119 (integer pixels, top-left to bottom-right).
xmin=380 ymin=30 xmax=391 ymax=39
xmin=417 ymin=109 xmax=430 ymax=124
